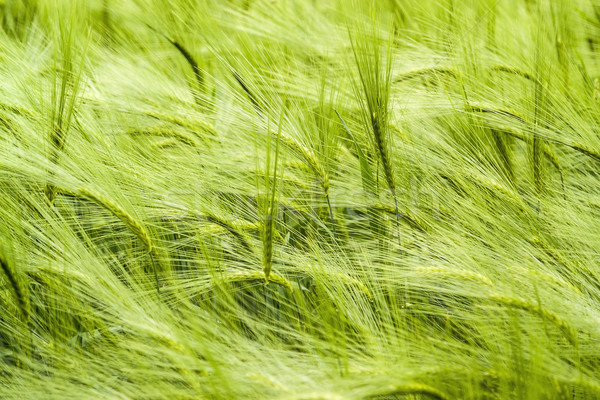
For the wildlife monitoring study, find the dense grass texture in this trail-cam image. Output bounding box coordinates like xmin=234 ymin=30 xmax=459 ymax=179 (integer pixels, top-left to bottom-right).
xmin=1 ymin=0 xmax=600 ymax=398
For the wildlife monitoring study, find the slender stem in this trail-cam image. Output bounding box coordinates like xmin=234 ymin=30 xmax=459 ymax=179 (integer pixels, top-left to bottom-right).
xmin=149 ymin=250 xmax=161 ymax=295
xmin=326 ymin=194 xmax=336 ymax=239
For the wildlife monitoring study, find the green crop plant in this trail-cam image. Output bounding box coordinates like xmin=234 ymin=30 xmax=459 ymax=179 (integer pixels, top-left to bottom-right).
xmin=0 ymin=1 xmax=599 ymax=399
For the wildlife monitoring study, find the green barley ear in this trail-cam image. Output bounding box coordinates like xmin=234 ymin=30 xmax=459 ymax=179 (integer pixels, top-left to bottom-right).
xmin=233 ymin=71 xmax=263 ymax=115
xmin=76 ymin=189 xmax=153 ymax=252
xmin=278 ymin=133 xmax=329 ymax=197
xmin=394 ymin=65 xmax=457 ymax=84
xmin=350 ymin=33 xmax=396 ymax=196
xmin=349 ymin=16 xmax=401 ymax=243
xmin=219 ymin=271 xmax=292 ymax=292
xmin=488 ymin=294 xmax=576 ymax=345
xmin=277 ymin=131 xmax=336 ymax=235
xmin=491 ymin=64 xmax=534 ymax=81
xmin=127 ymin=127 xmax=200 ymax=147
xmin=75 ymin=188 xmax=161 ymax=293
xmin=146 ymin=24 xmax=204 ymax=105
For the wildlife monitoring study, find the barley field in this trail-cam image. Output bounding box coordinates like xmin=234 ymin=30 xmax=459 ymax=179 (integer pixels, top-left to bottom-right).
xmin=1 ymin=1 xmax=600 ymax=399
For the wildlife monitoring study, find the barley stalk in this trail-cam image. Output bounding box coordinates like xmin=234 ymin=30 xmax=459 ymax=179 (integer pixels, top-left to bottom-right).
xmin=263 ymin=211 xmax=274 ymax=280
xmin=371 ymin=203 xmax=428 ymax=232
xmin=532 ymin=75 xmax=545 ymax=194
xmin=169 ymin=40 xmax=204 ymax=95
xmin=262 ymin=109 xmax=284 ymax=281
xmin=235 ymin=68 xmax=336 ymax=240
xmin=567 ymin=141 xmax=600 ymax=162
